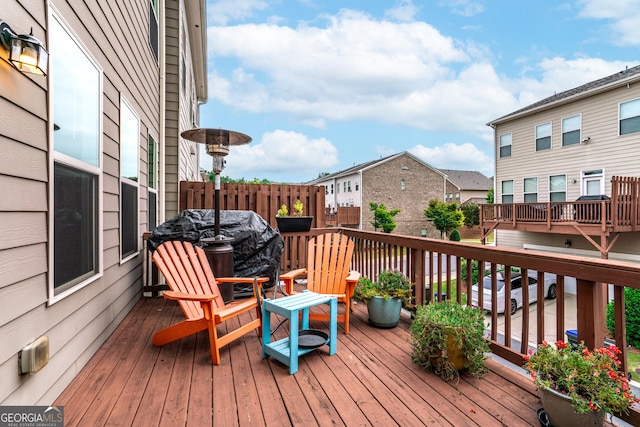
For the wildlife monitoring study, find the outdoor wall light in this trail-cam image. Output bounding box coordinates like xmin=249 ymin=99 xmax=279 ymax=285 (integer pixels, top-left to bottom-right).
xmin=565 ymin=239 xmax=572 ymax=248
xmin=0 ymin=20 xmax=49 ymax=76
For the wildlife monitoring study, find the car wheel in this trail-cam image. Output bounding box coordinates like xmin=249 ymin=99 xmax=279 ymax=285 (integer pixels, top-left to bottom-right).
xmin=510 ymin=299 xmax=517 ymax=315
xmin=547 ymin=284 xmax=557 ymax=299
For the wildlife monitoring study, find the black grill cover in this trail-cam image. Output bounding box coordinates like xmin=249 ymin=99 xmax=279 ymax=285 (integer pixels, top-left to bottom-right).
xmin=147 ymin=210 xmax=283 ymax=289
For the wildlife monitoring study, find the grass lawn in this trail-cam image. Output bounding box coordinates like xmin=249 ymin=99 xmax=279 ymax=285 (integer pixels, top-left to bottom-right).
xmin=628 ymin=347 xmax=640 ymax=382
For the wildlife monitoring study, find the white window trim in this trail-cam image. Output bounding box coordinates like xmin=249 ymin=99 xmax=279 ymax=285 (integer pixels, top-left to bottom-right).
xmin=581 ymin=169 xmax=605 ymax=196
xmin=549 ymin=174 xmax=567 ymax=201
xmin=499 ymin=132 xmax=512 ymax=158
xmin=535 ymin=122 xmax=552 ymax=151
xmin=561 ymin=114 xmax=582 ymax=146
xmin=523 ymin=176 xmax=539 ymax=202
xmin=619 ymin=97 xmax=640 ymax=136
xmin=120 ymin=95 xmax=141 ymax=264
xmin=48 ymin=7 xmax=104 ymax=305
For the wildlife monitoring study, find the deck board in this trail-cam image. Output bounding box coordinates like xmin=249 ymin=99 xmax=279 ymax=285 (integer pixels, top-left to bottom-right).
xmin=55 ymin=291 xmax=543 ymax=426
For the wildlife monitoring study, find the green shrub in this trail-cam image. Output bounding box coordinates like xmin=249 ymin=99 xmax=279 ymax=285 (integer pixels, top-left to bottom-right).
xmin=606 ymin=288 xmax=640 ymax=347
xmin=449 ymin=229 xmax=461 ymax=241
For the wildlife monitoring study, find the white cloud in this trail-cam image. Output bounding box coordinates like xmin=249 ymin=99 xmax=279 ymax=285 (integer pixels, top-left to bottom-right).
xmin=410 ymin=142 xmax=494 ymax=177
xmin=208 ymin=0 xmax=270 ymax=25
xmin=220 ymin=130 xmax=339 ymax=181
xmin=577 ymin=0 xmax=640 ymax=45
xmin=438 ymin=0 xmax=485 ymax=17
xmin=385 ymin=0 xmax=420 ymax=22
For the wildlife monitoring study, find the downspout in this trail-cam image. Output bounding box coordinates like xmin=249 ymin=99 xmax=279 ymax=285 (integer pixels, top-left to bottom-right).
xmin=158 ymin=0 xmax=166 ymax=223
xmin=358 ymin=170 xmax=363 ymax=229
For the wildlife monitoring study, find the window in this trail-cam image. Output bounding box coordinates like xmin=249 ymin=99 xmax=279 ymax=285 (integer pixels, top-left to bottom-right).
xmin=343 ymin=182 xmax=347 ymax=192
xmin=523 ymin=177 xmax=538 ymax=202
xmin=562 ymin=115 xmax=581 ymax=146
xmin=50 ymin=12 xmax=102 ymax=300
xmin=582 ymin=169 xmax=604 ymax=196
xmin=336 ymin=182 xmax=340 ymax=193
xmin=549 ymin=175 xmax=567 ymax=202
xmin=325 ymin=186 xmax=328 ymax=195
xmin=536 ymin=122 xmax=551 ymax=151
xmin=149 ymin=0 xmax=159 ymax=61
xmin=355 ymin=181 xmax=359 ymax=191
xmin=120 ymin=97 xmax=139 ymax=259
xmin=620 ymin=98 xmax=640 ymax=135
xmin=148 ymin=134 xmax=158 ymax=231
xmin=347 ymin=181 xmax=351 ymax=192
xmin=400 ymin=179 xmax=406 ymax=191
xmin=455 ymin=193 xmax=460 ymax=203
xmin=499 ymin=133 xmax=512 ymax=158
xmin=330 ymin=184 xmax=334 ymax=194
xmin=501 ymin=180 xmax=514 ymax=203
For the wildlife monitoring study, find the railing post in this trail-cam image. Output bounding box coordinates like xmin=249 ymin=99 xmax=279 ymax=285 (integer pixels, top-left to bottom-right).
xmin=411 ymin=248 xmax=426 ymax=305
xmin=576 ymin=278 xmax=606 ymax=350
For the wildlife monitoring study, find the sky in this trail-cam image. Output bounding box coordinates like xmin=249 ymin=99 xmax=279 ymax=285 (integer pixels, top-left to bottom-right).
xmin=199 ymin=0 xmax=640 ymax=183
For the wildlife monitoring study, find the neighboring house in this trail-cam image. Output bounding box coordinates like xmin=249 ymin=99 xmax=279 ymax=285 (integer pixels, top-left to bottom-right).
xmin=440 ymin=169 xmax=493 ymax=205
xmin=0 ymin=0 xmax=205 ymax=405
xmin=484 ymin=65 xmax=640 ymax=272
xmin=308 ymin=152 xmax=448 ymax=236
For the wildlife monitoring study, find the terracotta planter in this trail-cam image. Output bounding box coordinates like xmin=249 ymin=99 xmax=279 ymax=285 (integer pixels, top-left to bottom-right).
xmin=276 ymin=216 xmax=313 ymax=233
xmin=538 ymin=386 xmax=604 ymax=427
xmin=366 ymin=296 xmax=402 ymax=328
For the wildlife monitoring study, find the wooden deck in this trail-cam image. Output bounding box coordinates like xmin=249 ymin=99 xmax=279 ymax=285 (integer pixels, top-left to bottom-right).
xmin=54 ymin=290 xmax=543 ymax=426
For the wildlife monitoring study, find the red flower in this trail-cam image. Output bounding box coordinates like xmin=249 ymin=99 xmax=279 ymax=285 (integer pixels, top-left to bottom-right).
xmin=556 ymin=341 xmax=568 ymax=349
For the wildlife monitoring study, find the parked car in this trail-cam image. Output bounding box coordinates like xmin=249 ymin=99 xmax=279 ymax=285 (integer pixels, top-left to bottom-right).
xmin=471 ymin=270 xmax=557 ymax=315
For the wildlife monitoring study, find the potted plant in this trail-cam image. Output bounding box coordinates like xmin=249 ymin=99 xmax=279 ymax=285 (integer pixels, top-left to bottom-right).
xmin=275 ymin=199 xmax=313 ymax=232
xmin=354 ymin=270 xmax=413 ymax=328
xmin=524 ymin=340 xmax=639 ymax=427
xmin=410 ymin=300 xmax=489 ymax=382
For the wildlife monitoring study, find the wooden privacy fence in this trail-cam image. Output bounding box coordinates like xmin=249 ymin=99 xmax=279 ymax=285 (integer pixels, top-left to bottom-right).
xmin=179 ymin=181 xmax=326 ymax=229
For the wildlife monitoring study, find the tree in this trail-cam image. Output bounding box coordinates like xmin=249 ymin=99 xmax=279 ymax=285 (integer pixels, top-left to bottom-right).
xmin=460 ymin=202 xmax=479 ymax=227
xmin=424 ymin=199 xmax=464 ymax=239
xmin=486 ymin=188 xmax=494 ymax=204
xmin=369 ymin=202 xmax=400 ymax=233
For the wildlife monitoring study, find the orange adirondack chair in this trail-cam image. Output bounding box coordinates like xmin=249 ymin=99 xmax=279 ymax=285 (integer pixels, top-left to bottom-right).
xmin=151 ymin=240 xmax=268 ymax=364
xmin=280 ymin=233 xmax=360 ymax=334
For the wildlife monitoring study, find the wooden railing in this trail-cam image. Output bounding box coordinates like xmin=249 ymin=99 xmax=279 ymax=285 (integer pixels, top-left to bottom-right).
xmin=281 ymin=228 xmax=640 ymax=424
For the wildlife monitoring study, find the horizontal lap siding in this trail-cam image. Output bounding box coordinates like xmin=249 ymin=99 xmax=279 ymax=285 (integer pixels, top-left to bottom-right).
xmin=0 ymin=0 xmax=161 ymax=404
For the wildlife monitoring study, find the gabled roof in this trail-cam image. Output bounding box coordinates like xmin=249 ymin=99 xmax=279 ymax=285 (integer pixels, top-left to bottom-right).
xmin=440 ymin=169 xmax=492 ymax=191
xmin=488 ymin=65 xmax=640 ymax=126
xmin=306 ymin=151 xmax=446 ymax=184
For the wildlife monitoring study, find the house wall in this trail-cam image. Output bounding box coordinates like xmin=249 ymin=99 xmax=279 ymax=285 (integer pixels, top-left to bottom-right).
xmin=164 ymin=0 xmax=202 ymax=218
xmin=494 ymin=83 xmax=640 ymax=204
xmin=362 ymin=153 xmax=444 ymax=237
xmin=493 ymin=78 xmax=640 ymax=261
xmin=0 ymin=0 xmax=160 ymax=405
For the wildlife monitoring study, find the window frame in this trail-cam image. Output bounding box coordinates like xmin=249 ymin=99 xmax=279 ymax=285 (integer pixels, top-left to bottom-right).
xmin=535 ymin=122 xmax=552 ymax=151
xmin=48 ymin=8 xmax=104 ymax=305
xmin=120 ymin=95 xmax=141 ymax=262
xmin=148 ymin=133 xmax=159 ymax=231
xmin=561 ymin=114 xmax=581 ymax=146
xmin=523 ymin=177 xmax=538 ymax=202
xmin=549 ymin=174 xmax=567 ymax=202
xmin=501 ymin=180 xmax=514 ymax=204
xmin=619 ymin=98 xmax=640 ymax=136
xmin=499 ymin=133 xmax=512 ymax=158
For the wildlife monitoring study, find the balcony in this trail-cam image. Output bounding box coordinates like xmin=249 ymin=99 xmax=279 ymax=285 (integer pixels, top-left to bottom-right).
xmin=58 ymin=228 xmax=640 ymax=425
xmin=480 ymin=176 xmax=640 ymax=242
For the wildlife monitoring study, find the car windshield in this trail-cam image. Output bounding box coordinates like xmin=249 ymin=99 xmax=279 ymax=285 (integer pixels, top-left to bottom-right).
xmin=482 ymin=276 xmax=505 ymax=291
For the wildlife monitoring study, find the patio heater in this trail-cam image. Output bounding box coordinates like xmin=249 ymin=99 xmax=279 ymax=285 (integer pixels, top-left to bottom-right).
xmin=180 ymin=128 xmax=252 ymax=302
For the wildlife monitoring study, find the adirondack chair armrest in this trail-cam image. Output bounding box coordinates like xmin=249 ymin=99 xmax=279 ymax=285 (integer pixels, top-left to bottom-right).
xmin=280 ymin=268 xmax=307 ymax=294
xmin=215 ymin=277 xmax=269 ymax=284
xmin=163 ymin=290 xmax=219 ymax=302
xmin=346 ymin=271 xmax=361 ymax=299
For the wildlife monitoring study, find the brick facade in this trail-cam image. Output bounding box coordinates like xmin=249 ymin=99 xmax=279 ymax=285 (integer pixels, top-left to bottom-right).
xmin=362 ymin=153 xmax=445 ymax=237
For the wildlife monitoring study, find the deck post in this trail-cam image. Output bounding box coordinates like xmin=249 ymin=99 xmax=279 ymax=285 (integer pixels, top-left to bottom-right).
xmin=575 ymin=278 xmax=606 ymax=350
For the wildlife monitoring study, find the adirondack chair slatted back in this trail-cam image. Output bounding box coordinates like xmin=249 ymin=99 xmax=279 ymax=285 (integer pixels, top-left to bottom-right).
xmin=306 ymin=233 xmax=354 ymax=295
xmin=152 ymin=241 xmax=225 ymax=319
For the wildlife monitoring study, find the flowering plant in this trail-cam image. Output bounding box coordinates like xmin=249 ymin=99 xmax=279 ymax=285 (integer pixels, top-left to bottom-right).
xmin=525 ymin=340 xmax=639 ymax=415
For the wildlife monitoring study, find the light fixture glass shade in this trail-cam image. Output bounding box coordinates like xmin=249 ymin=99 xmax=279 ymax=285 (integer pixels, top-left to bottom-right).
xmin=0 ymin=21 xmax=48 ymax=76
xmin=9 ymin=33 xmax=48 ymax=75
